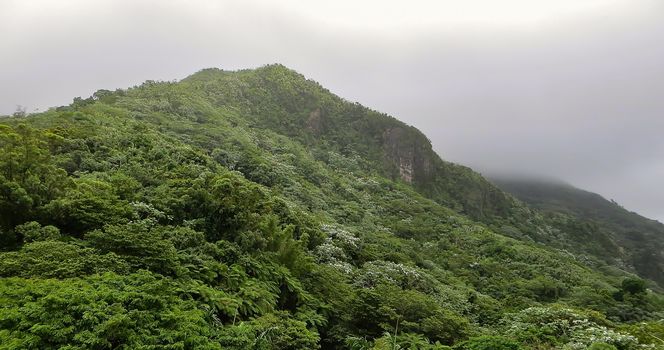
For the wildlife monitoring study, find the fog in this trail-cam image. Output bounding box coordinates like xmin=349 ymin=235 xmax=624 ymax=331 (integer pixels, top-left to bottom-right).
xmin=2 ymin=0 xmax=663 ymax=221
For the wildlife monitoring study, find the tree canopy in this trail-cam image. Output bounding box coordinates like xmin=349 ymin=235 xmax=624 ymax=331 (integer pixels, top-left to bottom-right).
xmin=0 ymin=65 xmax=662 ymax=349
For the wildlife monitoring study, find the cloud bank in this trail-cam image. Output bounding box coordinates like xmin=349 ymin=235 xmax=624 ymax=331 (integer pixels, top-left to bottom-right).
xmin=2 ymin=0 xmax=663 ymax=221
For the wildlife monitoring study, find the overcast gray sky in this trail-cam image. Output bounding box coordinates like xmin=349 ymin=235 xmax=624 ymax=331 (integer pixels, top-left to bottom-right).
xmin=2 ymin=0 xmax=663 ymax=222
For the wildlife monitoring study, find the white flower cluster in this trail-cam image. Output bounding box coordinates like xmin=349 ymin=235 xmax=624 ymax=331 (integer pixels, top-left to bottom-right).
xmin=354 ymin=261 xmax=423 ymax=289
xmin=566 ymin=320 xmax=641 ymax=349
xmin=314 ymin=224 xmax=360 ymax=274
xmin=326 ymin=151 xmax=361 ymax=172
xmin=504 ymin=307 xmax=647 ymax=350
xmin=130 ymin=201 xmax=172 ymax=221
xmin=326 ymin=261 xmax=355 ymax=275
xmin=355 ymin=176 xmax=380 ymax=188
xmin=315 ymin=242 xmax=346 ymax=262
xmin=374 ymin=224 xmax=393 ymax=234
xmin=321 ymin=224 xmax=360 ymax=248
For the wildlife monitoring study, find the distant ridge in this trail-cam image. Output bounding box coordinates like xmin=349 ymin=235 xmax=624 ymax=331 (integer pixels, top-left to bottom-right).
xmin=492 ymin=176 xmax=664 ymax=286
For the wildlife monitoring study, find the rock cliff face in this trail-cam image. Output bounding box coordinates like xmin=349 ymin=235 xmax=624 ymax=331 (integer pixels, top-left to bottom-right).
xmin=382 ymin=127 xmax=433 ymax=184
xmin=379 ymin=124 xmax=515 ymax=222
xmin=306 ymin=108 xmax=323 ymax=135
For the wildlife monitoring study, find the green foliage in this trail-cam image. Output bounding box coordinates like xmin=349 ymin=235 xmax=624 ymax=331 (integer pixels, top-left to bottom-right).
xmin=501 ymin=306 xmax=641 ymax=349
xmin=216 ymin=313 xmax=320 ymax=349
xmin=43 ymin=177 xmax=132 ymax=236
xmin=492 ymin=178 xmax=664 ymax=288
xmin=0 ymin=124 xmax=69 ymax=238
xmin=588 ymin=343 xmax=618 ymax=350
xmin=621 ymin=278 xmax=647 ymax=295
xmin=85 ymin=221 xmax=180 ymax=276
xmin=0 ymin=272 xmax=222 ymax=349
xmin=0 ymin=241 xmax=129 ymax=278
xmin=0 ymin=65 xmax=660 ymax=349
xmin=15 ymin=221 xmax=61 ymax=242
xmin=453 ymin=336 xmax=521 ymax=350
xmin=617 ymin=321 xmax=664 ymax=347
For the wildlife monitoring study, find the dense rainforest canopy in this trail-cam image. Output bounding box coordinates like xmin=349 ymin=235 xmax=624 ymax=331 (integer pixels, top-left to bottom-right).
xmin=0 ymin=64 xmax=662 ymax=349
xmin=491 ymin=177 xmax=664 ymax=287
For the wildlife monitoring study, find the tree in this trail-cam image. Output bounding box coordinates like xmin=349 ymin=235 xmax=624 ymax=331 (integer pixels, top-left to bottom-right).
xmin=621 ymin=278 xmax=647 ymax=295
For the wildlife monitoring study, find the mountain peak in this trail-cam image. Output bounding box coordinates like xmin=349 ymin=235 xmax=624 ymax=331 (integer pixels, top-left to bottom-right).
xmin=2 ymin=65 xmax=663 ymax=349
xmin=185 ymin=63 xmax=304 ymax=82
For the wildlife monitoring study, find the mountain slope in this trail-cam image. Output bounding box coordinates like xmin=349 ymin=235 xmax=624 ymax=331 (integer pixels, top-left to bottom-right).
xmin=180 ymin=65 xmax=517 ymax=221
xmin=492 ymin=177 xmax=664 ymax=288
xmin=0 ymin=65 xmax=662 ymax=349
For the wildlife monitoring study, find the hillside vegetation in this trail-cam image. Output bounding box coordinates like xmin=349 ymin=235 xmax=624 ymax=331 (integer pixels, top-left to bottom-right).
xmin=0 ymin=65 xmax=662 ymax=349
xmin=492 ymin=177 xmax=664 ymax=290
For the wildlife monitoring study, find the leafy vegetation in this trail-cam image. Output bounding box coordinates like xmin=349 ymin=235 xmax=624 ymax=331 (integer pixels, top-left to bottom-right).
xmin=0 ymin=64 xmax=662 ymax=349
xmin=492 ymin=177 xmax=664 ymax=288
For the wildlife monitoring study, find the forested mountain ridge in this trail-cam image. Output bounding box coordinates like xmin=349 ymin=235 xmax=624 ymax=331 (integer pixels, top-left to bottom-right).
xmin=492 ymin=177 xmax=664 ymax=290
xmin=181 ymin=65 xmax=516 ymax=221
xmin=0 ymin=64 xmax=663 ymax=349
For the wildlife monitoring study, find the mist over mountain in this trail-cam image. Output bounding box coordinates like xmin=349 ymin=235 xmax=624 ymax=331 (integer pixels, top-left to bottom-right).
xmin=4 ymin=0 xmax=664 ymax=225
xmin=491 ymin=175 xmax=664 ymax=285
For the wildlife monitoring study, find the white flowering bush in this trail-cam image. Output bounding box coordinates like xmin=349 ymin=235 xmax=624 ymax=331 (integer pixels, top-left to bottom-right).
xmin=315 ymin=242 xmax=346 ymax=262
xmin=502 ymin=306 xmax=647 ymax=350
xmin=324 ymin=151 xmax=366 ymax=174
xmin=353 ymin=260 xmax=430 ymax=291
xmin=313 ymin=225 xmax=360 ymax=274
xmin=321 ymin=224 xmax=360 ymax=249
xmin=564 ymin=321 xmax=642 ymax=350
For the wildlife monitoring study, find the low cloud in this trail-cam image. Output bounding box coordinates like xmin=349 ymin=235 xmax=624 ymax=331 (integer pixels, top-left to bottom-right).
xmin=1 ymin=0 xmax=663 ymax=221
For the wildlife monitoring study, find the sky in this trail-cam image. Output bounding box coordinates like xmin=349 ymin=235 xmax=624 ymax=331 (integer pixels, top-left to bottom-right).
xmin=1 ymin=0 xmax=663 ymax=222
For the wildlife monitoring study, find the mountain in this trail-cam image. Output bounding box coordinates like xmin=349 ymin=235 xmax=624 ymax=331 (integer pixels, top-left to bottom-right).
xmin=0 ymin=64 xmax=662 ymax=349
xmin=491 ymin=176 xmax=664 ymax=288
xmin=181 ymin=66 xmax=516 ymax=222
